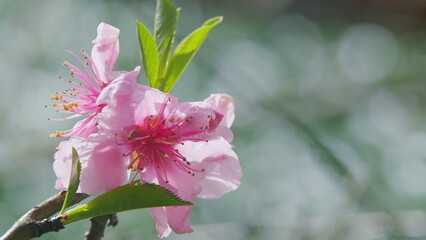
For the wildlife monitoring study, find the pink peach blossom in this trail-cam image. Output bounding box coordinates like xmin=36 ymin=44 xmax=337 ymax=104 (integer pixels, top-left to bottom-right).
xmin=48 ymin=22 xmax=140 ymax=138
xmin=53 ymin=80 xmax=241 ymax=238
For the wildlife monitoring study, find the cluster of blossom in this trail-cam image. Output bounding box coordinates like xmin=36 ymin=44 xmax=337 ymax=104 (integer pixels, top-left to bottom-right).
xmin=49 ymin=23 xmax=242 ymax=238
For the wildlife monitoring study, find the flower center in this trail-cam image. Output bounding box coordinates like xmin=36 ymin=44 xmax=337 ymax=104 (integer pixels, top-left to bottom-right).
xmin=119 ymin=97 xmax=206 ymax=183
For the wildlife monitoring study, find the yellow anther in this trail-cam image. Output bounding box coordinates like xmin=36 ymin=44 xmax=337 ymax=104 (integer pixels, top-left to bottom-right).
xmin=50 ymin=94 xmax=62 ymax=101
xmin=70 ymin=70 xmax=75 ymax=77
xmin=62 ymin=102 xmax=79 ymax=111
xmin=49 ymin=131 xmax=66 ymax=138
xmin=52 ymin=102 xmax=78 ymax=111
xmin=63 ymin=61 xmax=69 ymax=66
xmin=131 ymin=152 xmax=140 ymax=171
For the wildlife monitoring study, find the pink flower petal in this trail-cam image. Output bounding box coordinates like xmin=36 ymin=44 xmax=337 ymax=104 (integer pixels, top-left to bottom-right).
xmin=80 ymin=134 xmax=130 ymax=195
xmin=91 ymin=22 xmax=120 ymax=83
xmin=176 ymin=137 xmax=242 ymax=199
xmin=204 ymin=94 xmax=235 ymax=128
xmin=96 ymin=72 xmax=144 ymax=132
xmin=146 ymin=161 xmax=200 ymax=238
xmin=53 ymin=140 xmax=76 ymax=190
xmin=150 ymin=205 xmax=194 ymax=238
xmin=133 ymin=89 xmax=178 ymax=124
xmin=211 ymin=125 xmax=234 ymax=142
xmin=53 ymin=134 xmax=130 ymax=195
xmin=204 ymin=94 xmax=235 ymax=141
xmin=165 ymin=206 xmax=193 ymax=234
xmin=150 ymin=208 xmax=172 ymax=238
xmin=173 ymin=101 xmax=223 ymax=136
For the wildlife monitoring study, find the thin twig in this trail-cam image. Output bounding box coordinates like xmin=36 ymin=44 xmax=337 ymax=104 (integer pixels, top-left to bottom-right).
xmin=85 ymin=214 xmax=118 ymax=240
xmin=1 ymin=192 xmax=89 ymax=240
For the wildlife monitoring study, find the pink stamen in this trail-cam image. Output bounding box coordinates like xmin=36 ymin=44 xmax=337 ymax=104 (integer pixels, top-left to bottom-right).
xmin=49 ymin=50 xmax=108 ymax=138
xmin=120 ymin=96 xmax=209 ymax=180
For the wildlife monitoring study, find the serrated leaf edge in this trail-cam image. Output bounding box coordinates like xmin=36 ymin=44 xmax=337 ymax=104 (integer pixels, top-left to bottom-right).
xmin=62 ymin=183 xmax=192 ymax=224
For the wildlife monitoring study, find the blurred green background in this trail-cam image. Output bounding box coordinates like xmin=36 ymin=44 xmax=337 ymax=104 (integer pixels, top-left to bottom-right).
xmin=2 ymin=0 xmax=426 ymax=239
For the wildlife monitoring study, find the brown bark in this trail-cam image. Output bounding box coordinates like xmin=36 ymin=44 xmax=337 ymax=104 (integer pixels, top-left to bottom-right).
xmin=1 ymin=192 xmax=89 ymax=240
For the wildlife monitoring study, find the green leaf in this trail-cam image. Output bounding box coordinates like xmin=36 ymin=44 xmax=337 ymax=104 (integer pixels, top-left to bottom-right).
xmin=154 ymin=0 xmax=180 ymax=80
xmin=59 ymin=147 xmax=81 ymax=215
xmin=137 ymin=20 xmax=159 ymax=87
xmin=62 ymin=183 xmax=192 ymax=224
xmin=158 ymin=16 xmax=223 ymax=92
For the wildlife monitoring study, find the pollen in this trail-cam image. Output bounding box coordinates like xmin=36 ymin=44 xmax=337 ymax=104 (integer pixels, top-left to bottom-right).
xmin=52 ymin=102 xmax=79 ymax=111
xmin=65 ymin=102 xmax=79 ymax=111
xmin=50 ymin=131 xmax=66 ymax=138
xmin=50 ymin=94 xmax=63 ymax=101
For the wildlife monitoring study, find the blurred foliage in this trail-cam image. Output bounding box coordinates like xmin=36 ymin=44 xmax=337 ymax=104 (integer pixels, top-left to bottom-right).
xmin=2 ymin=0 xmax=426 ymax=239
